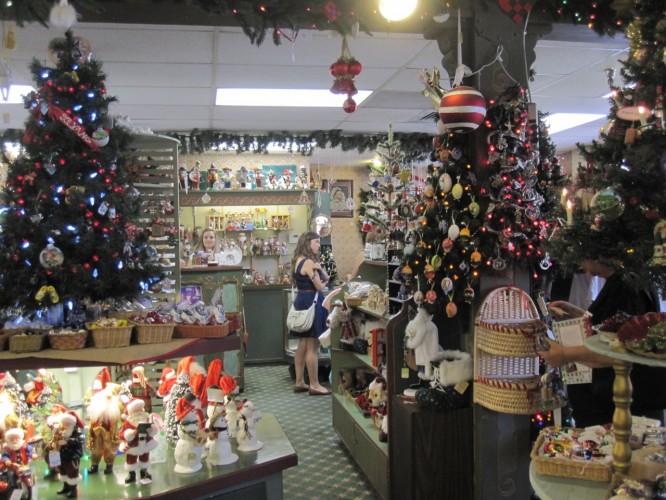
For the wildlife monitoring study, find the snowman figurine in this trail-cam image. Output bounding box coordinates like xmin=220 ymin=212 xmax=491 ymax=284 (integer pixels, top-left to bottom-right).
xmin=205 ymin=386 xmax=238 ymax=466
xmin=223 ymin=394 xmax=239 ymax=440
xmin=236 ymin=400 xmax=263 ymax=452
xmin=173 ymin=392 xmax=207 ymax=474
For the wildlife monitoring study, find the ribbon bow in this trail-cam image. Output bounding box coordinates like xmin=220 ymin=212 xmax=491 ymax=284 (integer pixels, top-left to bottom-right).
xmin=35 ymin=285 xmax=59 ymax=304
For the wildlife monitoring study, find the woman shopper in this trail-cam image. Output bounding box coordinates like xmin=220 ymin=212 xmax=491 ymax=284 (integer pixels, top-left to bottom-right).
xmin=290 ymin=231 xmax=331 ymax=395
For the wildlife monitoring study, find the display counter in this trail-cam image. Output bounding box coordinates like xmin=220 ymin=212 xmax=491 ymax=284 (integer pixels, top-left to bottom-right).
xmin=32 ymin=413 xmax=297 ymax=500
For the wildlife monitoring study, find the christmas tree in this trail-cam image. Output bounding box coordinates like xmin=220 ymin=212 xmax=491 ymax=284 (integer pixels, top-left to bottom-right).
xmin=545 ymin=2 xmax=666 ymax=295
xmin=320 ymin=246 xmax=339 ymax=286
xmin=0 ymin=31 xmax=162 ymax=313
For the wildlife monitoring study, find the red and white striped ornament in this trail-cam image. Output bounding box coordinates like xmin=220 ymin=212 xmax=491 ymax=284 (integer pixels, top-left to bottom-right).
xmin=439 ymin=86 xmax=486 ymax=132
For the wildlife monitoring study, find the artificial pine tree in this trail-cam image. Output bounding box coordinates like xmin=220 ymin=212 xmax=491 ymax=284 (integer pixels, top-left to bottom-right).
xmin=478 ymin=85 xmax=565 ymax=291
xmin=164 ymin=371 xmax=191 ymax=447
xmin=0 ymin=31 xmax=162 ymax=314
xmin=545 ymin=2 xmax=666 ymax=295
xmin=320 ymin=246 xmax=339 ymax=285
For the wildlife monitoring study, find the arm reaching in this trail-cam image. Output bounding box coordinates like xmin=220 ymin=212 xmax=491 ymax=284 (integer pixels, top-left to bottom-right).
xmin=538 ymin=338 xmax=614 ymax=369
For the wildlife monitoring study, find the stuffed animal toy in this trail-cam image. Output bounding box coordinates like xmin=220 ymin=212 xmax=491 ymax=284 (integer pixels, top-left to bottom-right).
xmin=405 ymin=306 xmax=443 ymax=380
xmin=338 ymin=369 xmax=355 ymax=396
xmin=368 ymin=377 xmax=387 ymax=409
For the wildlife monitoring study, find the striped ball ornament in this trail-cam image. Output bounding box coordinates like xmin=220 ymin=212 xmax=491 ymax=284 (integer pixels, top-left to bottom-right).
xmin=439 ymin=86 xmax=486 ymax=132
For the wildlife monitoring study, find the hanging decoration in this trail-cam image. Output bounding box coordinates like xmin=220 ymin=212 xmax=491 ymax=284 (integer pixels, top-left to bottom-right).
xmin=497 ymin=0 xmax=534 ymax=24
xmin=329 ymin=35 xmax=363 ymax=113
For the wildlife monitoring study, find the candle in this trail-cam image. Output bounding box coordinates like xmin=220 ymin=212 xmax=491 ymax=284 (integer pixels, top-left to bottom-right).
xmin=566 ymin=200 xmax=573 ymax=225
xmin=560 ymin=188 xmax=568 ymax=207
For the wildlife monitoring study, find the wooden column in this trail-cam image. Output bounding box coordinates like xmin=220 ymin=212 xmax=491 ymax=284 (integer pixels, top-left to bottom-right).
xmin=424 ymin=4 xmax=553 ymax=499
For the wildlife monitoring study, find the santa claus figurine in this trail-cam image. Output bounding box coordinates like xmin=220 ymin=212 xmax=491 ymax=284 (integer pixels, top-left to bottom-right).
xmin=204 ymin=386 xmax=238 ymax=466
xmin=119 ymin=398 xmax=158 ymax=484
xmin=174 ymin=391 xmax=207 ymax=474
xmin=86 ymin=386 xmax=123 ymax=475
xmin=157 ymin=367 xmax=177 ymax=402
xmin=126 ymin=366 xmax=157 ymax=413
xmin=91 ymin=367 xmax=112 ymax=396
xmin=2 ymin=426 xmax=38 ymax=491
xmin=47 ymin=411 xmax=84 ymax=498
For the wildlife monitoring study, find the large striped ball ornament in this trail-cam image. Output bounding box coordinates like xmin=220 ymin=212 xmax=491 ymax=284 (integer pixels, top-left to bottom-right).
xmin=439 ymin=86 xmax=486 ymax=132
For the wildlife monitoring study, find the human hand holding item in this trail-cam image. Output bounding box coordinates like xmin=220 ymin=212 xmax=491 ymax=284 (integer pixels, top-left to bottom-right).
xmin=548 ymin=300 xmax=586 ymax=319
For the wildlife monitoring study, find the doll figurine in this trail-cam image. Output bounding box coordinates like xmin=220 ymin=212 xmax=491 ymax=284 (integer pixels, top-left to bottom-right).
xmin=405 ymin=305 xmax=443 ymax=381
xmin=2 ymin=427 xmax=38 ymax=491
xmin=221 ymin=167 xmax=233 ymax=189
xmin=207 ymin=163 xmax=219 ymax=189
xmin=189 ymin=161 xmax=201 ymax=190
xmin=204 ymin=386 xmax=238 ymax=465
xmin=174 ymin=392 xmax=207 ymax=474
xmin=126 ymin=366 xmax=157 ymax=413
xmin=119 ymin=398 xmax=158 ymax=484
xmin=179 ymin=165 xmax=189 ymax=190
xmin=236 ymin=400 xmax=263 ymax=452
xmin=86 ymin=386 xmax=123 ymax=475
xmin=236 ymin=166 xmax=249 ymax=188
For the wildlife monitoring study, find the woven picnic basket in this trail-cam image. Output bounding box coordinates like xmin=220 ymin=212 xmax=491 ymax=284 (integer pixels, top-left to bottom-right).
xmin=87 ymin=322 xmax=133 ymax=348
xmin=7 ymin=329 xmax=48 ymax=353
xmin=48 ymin=329 xmax=89 ymax=350
xmin=133 ymin=323 xmax=175 ymax=344
xmin=174 ymin=321 xmax=230 ymax=338
xmin=473 ymin=287 xmax=560 ymax=414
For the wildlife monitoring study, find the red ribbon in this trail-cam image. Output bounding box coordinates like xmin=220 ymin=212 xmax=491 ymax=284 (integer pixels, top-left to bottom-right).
xmin=47 ymin=103 xmax=100 ymax=152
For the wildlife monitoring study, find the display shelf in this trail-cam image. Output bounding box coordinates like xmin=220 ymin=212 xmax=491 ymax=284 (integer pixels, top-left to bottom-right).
xmin=31 ymin=413 xmax=297 ymax=500
xmin=330 ymin=348 xmax=375 ymax=372
xmin=0 ymin=335 xmax=240 ymax=369
xmin=333 ymin=393 xmax=388 ymax=453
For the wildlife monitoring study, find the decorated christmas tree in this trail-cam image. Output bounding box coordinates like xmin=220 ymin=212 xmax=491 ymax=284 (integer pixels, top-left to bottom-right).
xmin=478 ymin=85 xmax=565 ymax=288
xmin=320 ymin=246 xmax=339 ymax=285
xmin=0 ymin=31 xmax=162 ymax=313
xmin=545 ymin=3 xmax=666 ymax=295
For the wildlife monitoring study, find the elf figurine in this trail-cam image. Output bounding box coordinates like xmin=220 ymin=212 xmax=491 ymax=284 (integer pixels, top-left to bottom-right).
xmin=86 ymin=385 xmax=123 ymax=475
xmin=119 ymin=398 xmax=158 ymax=484
xmin=47 ymin=411 xmax=84 ymax=498
xmin=174 ymin=392 xmax=207 ymax=474
xmin=204 ymin=386 xmax=238 ymax=466
xmin=126 ymin=366 xmax=157 ymax=413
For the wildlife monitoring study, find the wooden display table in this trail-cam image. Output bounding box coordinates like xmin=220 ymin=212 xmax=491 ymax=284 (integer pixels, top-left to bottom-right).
xmin=32 ymin=413 xmax=296 ymax=500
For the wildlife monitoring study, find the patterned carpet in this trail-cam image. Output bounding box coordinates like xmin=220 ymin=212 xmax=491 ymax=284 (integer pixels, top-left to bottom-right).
xmin=243 ymin=364 xmax=380 ymax=500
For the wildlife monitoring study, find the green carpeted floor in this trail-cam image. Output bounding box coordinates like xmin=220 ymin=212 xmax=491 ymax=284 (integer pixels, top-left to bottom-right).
xmin=243 ymin=364 xmax=380 ymax=500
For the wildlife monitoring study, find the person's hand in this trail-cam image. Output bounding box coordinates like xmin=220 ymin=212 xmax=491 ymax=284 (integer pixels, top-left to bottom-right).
xmin=538 ymin=339 xmax=568 ymax=368
xmin=548 ymin=300 xmax=586 ymax=319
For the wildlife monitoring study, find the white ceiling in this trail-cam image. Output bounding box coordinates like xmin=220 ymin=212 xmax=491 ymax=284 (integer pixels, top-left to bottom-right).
xmin=0 ymin=21 xmax=629 ymax=165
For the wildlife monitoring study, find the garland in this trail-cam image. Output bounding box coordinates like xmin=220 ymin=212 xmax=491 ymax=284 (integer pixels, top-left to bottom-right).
xmin=1 ymin=1 xmax=633 ymax=45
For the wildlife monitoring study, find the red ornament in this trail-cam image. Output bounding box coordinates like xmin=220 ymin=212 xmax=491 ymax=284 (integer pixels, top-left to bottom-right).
xmin=347 ymin=58 xmax=363 ymax=77
xmin=333 ymin=59 xmax=349 ymax=78
xmin=439 ymin=86 xmax=487 ymax=132
xmin=343 ymin=97 xmax=357 ymax=113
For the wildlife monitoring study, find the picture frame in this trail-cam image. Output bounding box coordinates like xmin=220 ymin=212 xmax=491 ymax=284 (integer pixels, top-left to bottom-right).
xmin=180 ymin=285 xmax=203 ymax=305
xmin=323 ymin=179 xmax=354 ymax=218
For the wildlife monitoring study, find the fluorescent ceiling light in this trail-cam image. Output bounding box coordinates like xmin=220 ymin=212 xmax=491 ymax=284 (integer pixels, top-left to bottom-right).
xmin=0 ymin=85 xmax=35 ymax=104
xmin=543 ymin=113 xmax=606 ymax=134
xmin=216 ymin=88 xmax=372 ymax=107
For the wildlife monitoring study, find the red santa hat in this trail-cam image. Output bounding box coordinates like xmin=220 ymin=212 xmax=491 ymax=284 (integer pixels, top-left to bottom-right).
xmin=60 ymin=411 xmax=84 ymax=429
xmin=157 ymin=367 xmax=176 ymax=397
xmin=190 ymin=372 xmax=206 ymax=401
xmin=125 ymin=397 xmax=145 ymax=415
xmin=92 ymin=367 xmax=111 ymax=394
xmin=177 ymin=356 xmax=194 ymax=376
xmin=23 ymin=378 xmax=45 ymax=393
xmin=50 ymin=403 xmax=67 ymax=415
xmin=219 ymin=374 xmax=238 ymax=396
xmin=175 ymin=392 xmax=198 ymax=421
xmin=202 ymin=359 xmax=223 ymax=403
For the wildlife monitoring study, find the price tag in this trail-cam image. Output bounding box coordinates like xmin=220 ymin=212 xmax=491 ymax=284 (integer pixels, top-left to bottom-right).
xmin=49 ymin=450 xmax=62 ymax=467
xmin=454 ymin=381 xmax=469 ymax=395
xmin=401 ymin=367 xmax=409 ymax=379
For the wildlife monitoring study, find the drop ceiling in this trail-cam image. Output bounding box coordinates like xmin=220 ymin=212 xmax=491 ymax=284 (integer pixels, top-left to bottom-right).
xmin=0 ymin=18 xmax=629 ymax=165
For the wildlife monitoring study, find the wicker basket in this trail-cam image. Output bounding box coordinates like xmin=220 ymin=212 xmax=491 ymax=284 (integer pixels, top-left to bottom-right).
xmin=530 ymin=433 xmax=613 ymax=482
xmin=7 ymin=330 xmax=47 ymax=353
xmin=87 ymin=323 xmax=133 ymax=348
xmin=133 ymin=323 xmax=175 ymax=344
xmin=0 ymin=332 xmax=8 ymax=351
xmin=174 ymin=322 xmax=230 ymax=339
xmin=48 ymin=329 xmax=88 ymax=350
xmin=473 ymin=287 xmax=560 ymax=414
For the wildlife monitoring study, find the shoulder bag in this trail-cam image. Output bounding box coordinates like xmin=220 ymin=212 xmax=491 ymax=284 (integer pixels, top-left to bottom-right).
xmin=287 ymin=291 xmax=318 ymax=333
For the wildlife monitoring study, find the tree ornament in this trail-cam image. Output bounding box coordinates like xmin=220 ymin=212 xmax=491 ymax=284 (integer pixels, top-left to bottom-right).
xmin=590 ymin=186 xmax=625 ymax=223
xmin=441 ymin=277 xmax=453 ymax=293
xmin=463 ymin=286 xmax=475 ymax=303
xmin=343 ymin=97 xmax=357 ymax=113
xmin=438 ymin=172 xmax=453 ymax=193
xmin=39 ymin=243 xmax=64 ymax=268
xmin=451 ymin=177 xmax=464 ymax=199
xmin=44 ymin=162 xmax=57 ymax=175
xmin=425 ymin=290 xmax=437 ymax=304
xmin=445 ymin=300 xmax=458 ymax=318
xmin=439 ymin=86 xmax=487 ymax=132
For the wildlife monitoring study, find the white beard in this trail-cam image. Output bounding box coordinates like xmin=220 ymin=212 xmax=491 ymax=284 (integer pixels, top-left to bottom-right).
xmin=6 ymin=440 xmax=24 ymax=451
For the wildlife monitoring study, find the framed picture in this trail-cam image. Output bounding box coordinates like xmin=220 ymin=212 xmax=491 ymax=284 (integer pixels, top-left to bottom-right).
xmin=180 ymin=285 xmax=202 ymax=305
xmin=323 ymin=179 xmax=354 ymax=218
